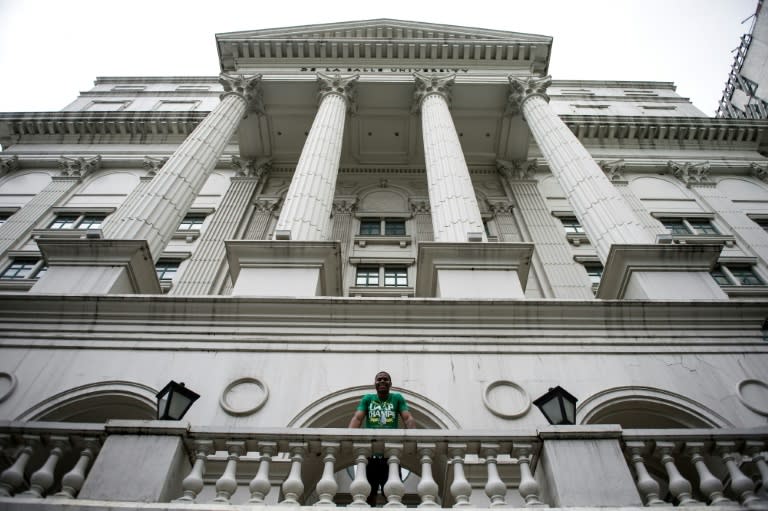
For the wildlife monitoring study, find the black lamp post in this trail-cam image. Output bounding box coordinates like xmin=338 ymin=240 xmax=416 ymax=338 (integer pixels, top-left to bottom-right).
xmin=156 ymin=381 xmax=200 ymax=420
xmin=533 ymin=386 xmax=578 ymax=425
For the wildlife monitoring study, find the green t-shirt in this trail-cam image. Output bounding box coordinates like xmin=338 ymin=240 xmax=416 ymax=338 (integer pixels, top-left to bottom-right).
xmin=356 ymin=392 xmax=409 ymax=429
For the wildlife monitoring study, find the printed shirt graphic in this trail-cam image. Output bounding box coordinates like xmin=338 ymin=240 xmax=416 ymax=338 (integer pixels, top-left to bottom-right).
xmin=357 ymin=393 xmax=408 ymax=429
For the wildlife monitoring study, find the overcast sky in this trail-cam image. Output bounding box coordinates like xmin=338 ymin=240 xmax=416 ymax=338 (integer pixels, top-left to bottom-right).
xmin=0 ymin=0 xmax=758 ymax=115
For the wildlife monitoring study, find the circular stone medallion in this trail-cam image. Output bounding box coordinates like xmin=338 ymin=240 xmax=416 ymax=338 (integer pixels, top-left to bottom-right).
xmin=737 ymin=379 xmax=768 ymax=417
xmin=0 ymin=372 xmax=17 ymax=403
xmin=482 ymin=380 xmax=531 ymax=419
xmin=219 ymin=377 xmax=270 ymax=417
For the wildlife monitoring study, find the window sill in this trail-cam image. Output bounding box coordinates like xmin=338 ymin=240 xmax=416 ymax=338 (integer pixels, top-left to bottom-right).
xmin=0 ymin=280 xmax=36 ymax=291
xmin=719 ymin=285 xmax=768 ymax=298
xmin=566 ymin=233 xmax=589 ymax=246
xmin=172 ymin=230 xmax=201 ymax=243
xmin=349 ymin=286 xmax=414 ymax=297
xmin=31 ymin=229 xmax=103 ymax=240
xmin=354 ymin=235 xmax=412 ymax=248
xmin=658 ymin=234 xmax=736 ymax=247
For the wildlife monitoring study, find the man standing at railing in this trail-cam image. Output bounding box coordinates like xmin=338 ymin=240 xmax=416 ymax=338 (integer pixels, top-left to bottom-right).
xmin=348 ymin=371 xmax=415 ymax=506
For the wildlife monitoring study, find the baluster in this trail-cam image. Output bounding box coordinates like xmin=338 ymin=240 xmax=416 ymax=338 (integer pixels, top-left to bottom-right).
xmin=685 ymin=442 xmax=735 ymax=506
xmin=0 ymin=436 xmax=38 ymax=496
xmin=624 ymin=441 xmax=669 ymax=507
xmin=744 ymin=442 xmax=768 ymax=499
xmin=416 ymin=443 xmax=440 ymax=508
xmin=383 ymin=442 xmax=405 ymax=508
xmin=249 ymin=441 xmax=277 ymax=505
xmin=53 ymin=438 xmax=100 ymax=499
xmin=448 ymin=443 xmax=472 ymax=508
xmin=717 ymin=441 xmax=761 ymax=507
xmin=173 ymin=440 xmax=213 ymax=503
xmin=315 ymin=442 xmax=340 ymax=507
xmin=213 ymin=441 xmax=245 ymax=503
xmin=514 ymin=443 xmax=547 ymax=507
xmin=349 ymin=443 xmax=372 ymax=508
xmin=21 ymin=436 xmax=69 ymax=498
xmin=655 ymin=441 xmax=700 ymax=506
xmin=481 ymin=443 xmax=506 ymax=507
xmin=280 ymin=442 xmax=307 ymax=505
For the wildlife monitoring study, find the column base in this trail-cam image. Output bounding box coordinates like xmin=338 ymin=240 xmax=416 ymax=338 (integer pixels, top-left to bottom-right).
xmin=31 ymin=239 xmax=161 ymax=294
xmin=225 ymin=240 xmax=342 ymax=297
xmin=596 ymin=243 xmax=726 ymax=300
xmin=416 ymin=242 xmax=533 ymax=298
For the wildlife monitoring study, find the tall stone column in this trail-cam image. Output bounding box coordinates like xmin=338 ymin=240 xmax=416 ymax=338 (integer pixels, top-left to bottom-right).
xmin=498 ymin=160 xmax=594 ymax=299
xmin=274 ymin=73 xmax=358 ymax=241
xmin=171 ymin=157 xmax=270 ymax=296
xmin=413 ymin=74 xmax=485 ymax=242
xmin=32 ymin=75 xmax=263 ymax=294
xmin=412 ymin=75 xmax=533 ymax=298
xmin=508 ymin=76 xmax=725 ymax=300
xmin=0 ymin=156 xmax=100 ymax=260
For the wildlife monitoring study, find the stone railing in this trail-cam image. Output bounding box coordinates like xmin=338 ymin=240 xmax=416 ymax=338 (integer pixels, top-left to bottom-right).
xmin=0 ymin=421 xmax=766 ymax=509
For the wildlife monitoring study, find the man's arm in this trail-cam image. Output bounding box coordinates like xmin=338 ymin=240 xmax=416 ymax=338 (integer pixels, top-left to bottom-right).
xmin=348 ymin=410 xmax=365 ymax=428
xmin=400 ymin=410 xmax=416 ymax=429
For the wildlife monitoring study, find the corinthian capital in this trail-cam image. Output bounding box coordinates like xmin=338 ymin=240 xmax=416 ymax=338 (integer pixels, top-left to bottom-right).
xmin=412 ymin=73 xmax=455 ymax=112
xmin=598 ymin=159 xmax=626 ymax=182
xmin=668 ymin=160 xmax=712 ymax=186
xmin=57 ymin=155 xmax=101 ymax=178
xmin=219 ymin=74 xmax=264 ymax=115
xmin=750 ymin=162 xmax=768 ymax=182
xmin=497 ymin=159 xmax=537 ymax=180
xmin=232 ymin=155 xmax=271 ymax=179
xmin=506 ymin=75 xmax=552 ymax=116
xmin=0 ymin=155 xmax=19 ymax=177
xmin=143 ymin=155 xmax=167 ymax=177
xmin=317 ymin=73 xmax=359 ymax=112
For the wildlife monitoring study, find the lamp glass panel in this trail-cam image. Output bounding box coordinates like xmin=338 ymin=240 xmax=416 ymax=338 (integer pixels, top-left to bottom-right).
xmin=167 ymin=391 xmax=192 ymax=420
xmin=157 ymin=394 xmax=169 ymax=419
xmin=564 ymin=399 xmax=576 ymax=424
xmin=540 ymin=397 xmax=564 ymax=424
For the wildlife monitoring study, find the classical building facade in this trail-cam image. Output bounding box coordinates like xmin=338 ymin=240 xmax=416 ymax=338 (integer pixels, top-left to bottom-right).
xmin=0 ymin=19 xmax=767 ymax=510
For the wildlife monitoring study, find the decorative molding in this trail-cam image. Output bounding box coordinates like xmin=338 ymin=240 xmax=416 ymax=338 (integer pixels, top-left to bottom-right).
xmin=232 ymin=155 xmax=271 ymax=179
xmin=486 ymin=199 xmax=514 ymax=216
xmin=0 ymin=372 xmax=17 ymax=404
xmin=598 ymin=159 xmax=626 ymax=182
xmin=737 ymin=379 xmax=768 ymax=417
xmin=506 ymin=75 xmax=552 ymax=116
xmin=497 ymin=159 xmax=537 ymax=180
xmin=409 ymin=199 xmax=431 ymax=214
xmin=331 ymin=197 xmax=358 ymax=214
xmin=481 ymin=380 xmax=531 ymax=419
xmin=142 ymin=156 xmax=167 ymax=177
xmin=667 ymin=160 xmax=712 ymax=187
xmin=317 ymin=72 xmax=359 ymax=112
xmin=57 ymin=155 xmax=102 ymax=178
xmin=219 ymin=73 xmax=264 ymax=115
xmin=750 ymin=162 xmax=768 ymax=182
xmin=0 ymin=155 xmax=19 ymax=176
xmin=412 ymin=73 xmax=455 ymax=112
xmin=219 ymin=377 xmax=270 ymax=417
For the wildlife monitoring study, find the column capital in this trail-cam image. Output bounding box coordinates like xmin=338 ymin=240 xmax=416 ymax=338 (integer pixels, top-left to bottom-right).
xmin=598 ymin=159 xmax=626 ymax=182
xmin=142 ymin=156 xmax=167 ymax=177
xmin=317 ymin=72 xmax=359 ymax=112
xmin=506 ymin=75 xmax=552 ymax=116
xmin=497 ymin=159 xmax=537 ymax=180
xmin=232 ymin=156 xmax=271 ymax=179
xmin=0 ymin=155 xmax=19 ymax=176
xmin=57 ymin=155 xmax=101 ymax=178
xmin=668 ymin=160 xmax=712 ymax=187
xmin=332 ymin=197 xmax=358 ymax=214
xmin=219 ymin=73 xmax=264 ymax=115
xmin=409 ymin=199 xmax=431 ymax=214
xmin=253 ymin=197 xmax=281 ymax=215
xmin=412 ymin=73 xmax=455 ymax=112
xmin=750 ymin=161 xmax=768 ymax=182
xmin=487 ymin=199 xmax=514 ymax=216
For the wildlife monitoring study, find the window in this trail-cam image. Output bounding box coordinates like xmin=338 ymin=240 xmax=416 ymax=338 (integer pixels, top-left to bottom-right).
xmin=711 ymin=265 xmax=764 ymax=286
xmin=355 ymin=266 xmax=408 ymax=287
xmin=177 ymin=214 xmax=206 ymax=231
xmin=85 ymin=101 xmax=130 ymax=111
xmin=659 ymin=217 xmax=719 ymax=236
xmin=359 ymin=218 xmax=406 ymax=236
xmin=582 ymin=262 xmax=603 ymax=293
xmin=0 ymin=213 xmax=9 ymax=226
xmin=560 ymin=216 xmax=585 ymax=234
xmin=752 ymin=218 xmax=768 ymax=233
xmin=155 ymin=261 xmax=180 ymax=281
xmin=0 ymin=258 xmax=47 ymax=280
xmin=49 ymin=213 xmax=106 ymax=230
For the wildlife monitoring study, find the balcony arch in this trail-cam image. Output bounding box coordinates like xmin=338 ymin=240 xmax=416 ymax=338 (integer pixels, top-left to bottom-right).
xmin=578 ymin=385 xmax=732 ymax=428
xmin=15 ymin=380 xmax=157 ymax=422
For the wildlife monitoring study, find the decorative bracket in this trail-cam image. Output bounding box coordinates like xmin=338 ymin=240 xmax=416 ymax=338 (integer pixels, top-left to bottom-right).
xmin=0 ymin=155 xmax=19 ymax=177
xmin=750 ymin=162 xmax=768 ymax=182
xmin=598 ymin=159 xmax=626 ymax=182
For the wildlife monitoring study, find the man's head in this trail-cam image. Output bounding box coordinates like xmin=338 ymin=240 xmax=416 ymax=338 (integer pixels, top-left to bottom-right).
xmin=374 ymin=371 xmax=392 ymax=397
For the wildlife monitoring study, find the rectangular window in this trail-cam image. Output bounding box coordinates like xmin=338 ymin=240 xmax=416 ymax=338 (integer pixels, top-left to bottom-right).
xmin=355 ymin=266 xmax=380 ymax=286
xmin=560 ymin=216 xmax=585 ymax=234
xmin=384 ymin=219 xmax=406 ymax=236
xmin=0 ymin=213 xmax=10 ymax=226
xmin=359 ymin=218 xmax=407 ymax=236
xmin=175 ymin=85 xmax=211 ymax=91
xmin=0 ymin=258 xmax=46 ymax=280
xmin=76 ymin=215 xmax=105 ymax=230
xmin=177 ymin=214 xmax=206 ymax=231
xmin=155 ymin=261 xmax=180 ymax=281
xmin=359 ymin=219 xmax=381 ymax=236
xmin=86 ymin=101 xmax=130 ymax=111
xmin=111 ymin=85 xmax=146 ymax=92
xmin=383 ymin=267 xmax=408 ymax=287
xmin=659 ymin=217 xmax=719 ymax=236
xmin=752 ymin=218 xmax=768 ymax=232
xmin=711 ymin=265 xmax=764 ymax=286
xmin=49 ymin=213 xmax=106 ymax=230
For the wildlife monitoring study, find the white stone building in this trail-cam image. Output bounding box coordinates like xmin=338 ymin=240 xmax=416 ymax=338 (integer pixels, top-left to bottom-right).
xmin=0 ymin=19 xmax=767 ymax=510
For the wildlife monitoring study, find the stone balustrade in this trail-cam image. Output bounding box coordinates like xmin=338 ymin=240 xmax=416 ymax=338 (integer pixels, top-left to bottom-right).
xmin=0 ymin=421 xmax=766 ymax=509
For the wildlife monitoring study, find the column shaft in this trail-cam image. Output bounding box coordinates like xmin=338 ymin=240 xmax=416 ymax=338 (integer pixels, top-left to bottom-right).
xmin=275 ymin=93 xmax=347 ymax=241
xmin=102 ymin=93 xmax=247 ymax=260
xmin=522 ymin=95 xmax=651 ymax=262
xmin=171 ymin=175 xmax=261 ymax=295
xmin=420 ymin=94 xmax=485 ymax=242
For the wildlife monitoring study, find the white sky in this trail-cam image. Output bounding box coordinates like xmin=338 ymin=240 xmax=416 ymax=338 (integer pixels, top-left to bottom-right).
xmin=0 ymin=0 xmax=759 ymax=115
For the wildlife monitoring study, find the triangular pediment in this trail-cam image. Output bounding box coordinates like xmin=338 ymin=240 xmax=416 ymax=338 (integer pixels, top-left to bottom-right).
xmin=216 ymin=19 xmax=551 ymax=44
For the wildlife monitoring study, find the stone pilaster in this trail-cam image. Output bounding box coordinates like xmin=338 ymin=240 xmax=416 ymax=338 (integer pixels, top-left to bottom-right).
xmin=498 ymin=160 xmax=594 ymax=299
xmin=409 ymin=199 xmax=434 ymax=242
xmin=0 ymin=156 xmax=100 ymax=259
xmin=509 ymin=76 xmax=725 ymax=300
xmin=331 ymin=196 xmax=357 ymax=286
xmin=101 ymin=74 xmax=263 ymax=261
xmin=274 ymin=73 xmax=358 ymax=241
xmin=413 ymin=74 xmax=485 ymax=242
xmin=244 ymin=198 xmax=280 ymax=240
xmin=171 ymin=157 xmax=270 ymax=296
xmin=599 ymin=160 xmax=667 ymax=239
xmin=672 ymin=160 xmax=768 ymax=267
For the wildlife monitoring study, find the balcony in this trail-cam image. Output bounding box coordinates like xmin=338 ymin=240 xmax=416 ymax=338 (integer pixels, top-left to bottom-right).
xmin=0 ymin=421 xmax=766 ymax=509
